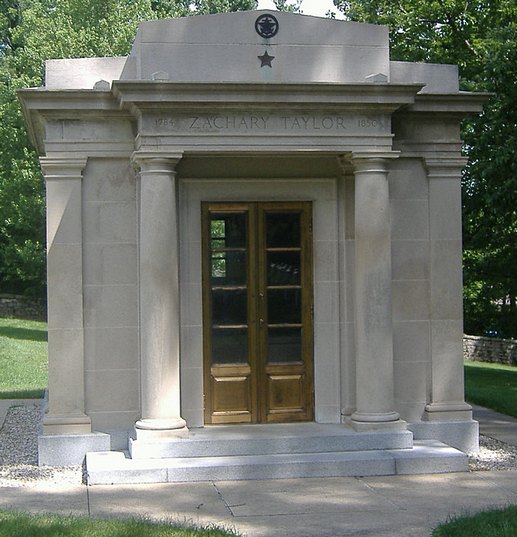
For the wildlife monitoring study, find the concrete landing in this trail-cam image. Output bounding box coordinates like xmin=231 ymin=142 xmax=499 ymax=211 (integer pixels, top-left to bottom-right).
xmin=87 ymin=423 xmax=467 ymax=485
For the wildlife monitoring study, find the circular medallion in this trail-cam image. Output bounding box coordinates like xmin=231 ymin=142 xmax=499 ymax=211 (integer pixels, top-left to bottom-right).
xmin=255 ymin=14 xmax=279 ymax=39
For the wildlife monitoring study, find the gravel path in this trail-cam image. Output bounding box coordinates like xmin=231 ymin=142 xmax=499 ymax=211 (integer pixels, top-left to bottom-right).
xmin=0 ymin=402 xmax=83 ymax=488
xmin=0 ymin=402 xmax=516 ymax=488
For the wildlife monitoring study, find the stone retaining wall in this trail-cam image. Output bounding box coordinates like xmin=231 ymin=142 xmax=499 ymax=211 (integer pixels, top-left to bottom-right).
xmin=464 ymin=335 xmax=517 ymax=366
xmin=0 ymin=295 xmax=47 ymax=321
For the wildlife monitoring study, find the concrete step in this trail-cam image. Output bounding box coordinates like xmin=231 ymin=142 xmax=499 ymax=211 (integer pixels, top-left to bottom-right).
xmin=87 ymin=440 xmax=468 ymax=485
xmin=129 ymin=423 xmax=413 ymax=459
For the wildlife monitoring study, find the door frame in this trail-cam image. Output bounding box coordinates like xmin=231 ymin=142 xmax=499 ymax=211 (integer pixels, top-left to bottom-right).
xmin=178 ymin=175 xmax=342 ymax=428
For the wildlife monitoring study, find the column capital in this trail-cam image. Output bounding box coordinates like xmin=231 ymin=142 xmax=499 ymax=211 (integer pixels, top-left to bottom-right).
xmin=39 ymin=156 xmax=88 ymax=179
xmin=131 ymin=151 xmax=183 ymax=174
xmin=424 ymin=157 xmax=468 ymax=179
xmin=350 ymin=151 xmax=400 ymax=174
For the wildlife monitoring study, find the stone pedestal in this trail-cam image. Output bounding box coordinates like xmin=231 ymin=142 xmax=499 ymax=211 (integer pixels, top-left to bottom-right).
xmin=349 ymin=153 xmax=406 ymax=431
xmin=133 ymin=154 xmax=188 ymax=440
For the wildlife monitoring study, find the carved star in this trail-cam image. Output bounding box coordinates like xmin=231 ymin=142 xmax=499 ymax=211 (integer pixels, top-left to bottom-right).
xmin=258 ymin=51 xmax=275 ymax=68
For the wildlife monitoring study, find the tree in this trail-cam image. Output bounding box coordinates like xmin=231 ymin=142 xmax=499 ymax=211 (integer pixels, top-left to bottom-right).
xmin=335 ymin=0 xmax=517 ymax=337
xmin=0 ymin=0 xmax=257 ymax=297
xmin=273 ymin=0 xmax=302 ymax=13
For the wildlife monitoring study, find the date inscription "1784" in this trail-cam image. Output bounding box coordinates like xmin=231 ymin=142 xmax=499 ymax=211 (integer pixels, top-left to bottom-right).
xmin=153 ymin=114 xmax=383 ymax=132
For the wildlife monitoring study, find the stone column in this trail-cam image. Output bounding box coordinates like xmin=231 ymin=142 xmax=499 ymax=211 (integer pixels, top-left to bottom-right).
xmin=40 ymin=157 xmax=92 ymax=434
xmin=132 ymin=154 xmax=188 ymax=438
xmin=424 ymin=158 xmax=472 ymax=421
xmin=349 ymin=153 xmax=405 ymax=431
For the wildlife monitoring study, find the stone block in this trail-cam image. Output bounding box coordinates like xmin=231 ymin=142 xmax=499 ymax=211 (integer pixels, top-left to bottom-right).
xmin=314 ymin=240 xmax=338 ymax=282
xmin=85 ymin=369 xmax=139 ymax=413
xmin=391 ymin=240 xmax=429 ymax=281
xmin=38 ymin=432 xmax=111 ymax=466
xmin=83 ymin=159 xmax=136 ymax=202
xmin=393 ymin=320 xmax=430 ymax=364
xmin=392 ymin=280 xmax=429 ymax=321
xmin=83 ymin=284 xmax=138 ymax=328
xmin=408 ymin=420 xmax=479 ymax=454
xmin=45 ymin=57 xmax=127 ymax=89
xmin=393 ymin=440 xmax=468 ymax=474
xmin=83 ymin=200 xmax=136 ymax=243
xmin=391 ymin=200 xmax=429 ymax=240
xmin=84 ymin=327 xmax=138 ymax=371
xmin=83 ymin=243 xmax=137 ymax=286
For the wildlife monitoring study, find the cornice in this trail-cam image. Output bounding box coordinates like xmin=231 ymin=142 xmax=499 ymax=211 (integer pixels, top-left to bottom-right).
xmin=395 ymin=92 xmax=491 ymax=116
xmin=111 ymin=81 xmax=424 ymax=111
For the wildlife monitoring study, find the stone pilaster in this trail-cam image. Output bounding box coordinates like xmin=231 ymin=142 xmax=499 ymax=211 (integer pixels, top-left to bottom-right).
xmin=40 ymin=157 xmax=91 ymax=434
xmin=132 ymin=153 xmax=188 ymax=438
xmin=349 ymin=152 xmax=406 ymax=431
xmin=424 ymin=158 xmax=472 ymax=421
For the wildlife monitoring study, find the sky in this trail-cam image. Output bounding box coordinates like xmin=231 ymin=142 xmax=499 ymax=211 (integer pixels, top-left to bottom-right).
xmin=256 ymin=0 xmax=345 ymax=20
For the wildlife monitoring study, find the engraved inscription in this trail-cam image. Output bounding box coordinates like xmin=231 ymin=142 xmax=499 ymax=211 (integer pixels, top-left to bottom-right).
xmin=148 ymin=113 xmax=387 ymax=134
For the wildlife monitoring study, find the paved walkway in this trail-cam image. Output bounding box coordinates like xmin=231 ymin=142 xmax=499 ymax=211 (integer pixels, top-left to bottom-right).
xmin=472 ymin=404 xmax=517 ymax=447
xmin=0 ymin=402 xmax=516 ymax=536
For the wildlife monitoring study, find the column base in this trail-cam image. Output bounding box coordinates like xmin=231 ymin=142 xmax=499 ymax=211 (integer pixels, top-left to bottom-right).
xmin=42 ymin=413 xmax=92 ymax=435
xmin=424 ymin=402 xmax=472 ymax=422
xmin=135 ymin=418 xmax=189 ymax=440
xmin=350 ymin=411 xmax=407 ymax=432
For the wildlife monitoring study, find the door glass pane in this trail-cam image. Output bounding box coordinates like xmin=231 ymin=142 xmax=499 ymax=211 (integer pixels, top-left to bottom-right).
xmin=212 ymin=252 xmax=246 ymax=286
xmin=212 ymin=289 xmax=247 ymax=325
xmin=267 ymin=288 xmax=301 ymax=324
xmin=268 ymin=327 xmax=302 ymax=363
xmin=267 ymin=251 xmax=301 ymax=285
xmin=212 ymin=328 xmax=248 ymax=364
xmin=211 ymin=213 xmax=247 ymax=248
xmin=266 ymin=213 xmax=300 ymax=248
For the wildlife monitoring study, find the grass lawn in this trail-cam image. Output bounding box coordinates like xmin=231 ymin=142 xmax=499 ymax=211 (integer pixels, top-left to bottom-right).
xmin=0 ymin=317 xmax=47 ymax=399
xmin=464 ymin=361 xmax=517 ymax=418
xmin=0 ymin=510 xmax=241 ymax=537
xmin=432 ymin=505 xmax=517 ymax=537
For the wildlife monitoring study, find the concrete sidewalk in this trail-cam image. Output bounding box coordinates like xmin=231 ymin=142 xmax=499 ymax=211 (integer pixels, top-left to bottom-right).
xmin=0 ymin=402 xmax=516 ymax=536
xmin=472 ymin=404 xmax=517 ymax=447
xmin=0 ymin=471 xmax=516 ymax=536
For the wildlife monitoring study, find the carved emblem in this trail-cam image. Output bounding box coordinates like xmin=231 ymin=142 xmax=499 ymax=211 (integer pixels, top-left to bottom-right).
xmin=255 ymin=14 xmax=279 ymax=38
xmin=258 ymin=50 xmax=275 ymax=68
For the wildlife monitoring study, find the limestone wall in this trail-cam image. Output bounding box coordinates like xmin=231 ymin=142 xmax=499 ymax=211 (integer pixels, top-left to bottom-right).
xmin=463 ymin=335 xmax=517 ymax=366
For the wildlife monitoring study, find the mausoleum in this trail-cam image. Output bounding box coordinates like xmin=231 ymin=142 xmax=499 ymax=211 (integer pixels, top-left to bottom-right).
xmin=19 ymin=10 xmax=488 ymax=483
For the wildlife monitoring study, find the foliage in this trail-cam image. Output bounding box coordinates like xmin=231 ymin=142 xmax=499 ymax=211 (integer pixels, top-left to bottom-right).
xmin=273 ymin=0 xmax=302 ymax=13
xmin=462 ymin=26 xmax=517 ymax=337
xmin=0 ymin=317 xmax=47 ymax=399
xmin=432 ymin=505 xmax=517 ymax=537
xmin=334 ymin=1 xmax=517 ymax=337
xmin=0 ymin=510 xmax=243 ymax=537
xmin=0 ymin=0 xmax=257 ymax=298
xmin=464 ymin=361 xmax=517 ymax=418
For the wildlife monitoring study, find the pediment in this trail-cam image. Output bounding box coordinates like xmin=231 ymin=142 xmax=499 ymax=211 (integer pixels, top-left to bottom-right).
xmin=120 ymin=10 xmax=390 ymax=84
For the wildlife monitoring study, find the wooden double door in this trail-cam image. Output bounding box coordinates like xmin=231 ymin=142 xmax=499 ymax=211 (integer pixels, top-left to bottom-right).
xmin=202 ymin=202 xmax=314 ymax=424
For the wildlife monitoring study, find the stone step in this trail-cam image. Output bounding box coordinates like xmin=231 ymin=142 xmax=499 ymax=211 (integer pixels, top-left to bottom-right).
xmin=129 ymin=423 xmax=413 ymax=459
xmin=86 ymin=440 xmax=468 ymax=485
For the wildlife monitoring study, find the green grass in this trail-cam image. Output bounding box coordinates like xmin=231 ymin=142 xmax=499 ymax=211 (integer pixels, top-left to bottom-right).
xmin=432 ymin=505 xmax=517 ymax=537
xmin=0 ymin=317 xmax=47 ymax=399
xmin=0 ymin=510 xmax=241 ymax=537
xmin=464 ymin=361 xmax=517 ymax=418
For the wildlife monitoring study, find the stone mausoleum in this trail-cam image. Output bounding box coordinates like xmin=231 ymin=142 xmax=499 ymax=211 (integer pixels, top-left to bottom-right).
xmin=19 ymin=10 xmax=487 ymax=483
